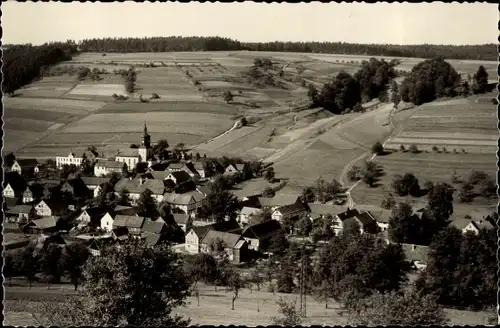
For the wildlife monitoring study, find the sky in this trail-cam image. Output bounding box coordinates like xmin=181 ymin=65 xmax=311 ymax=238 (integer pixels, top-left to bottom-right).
xmin=2 ymin=2 xmax=497 ymax=45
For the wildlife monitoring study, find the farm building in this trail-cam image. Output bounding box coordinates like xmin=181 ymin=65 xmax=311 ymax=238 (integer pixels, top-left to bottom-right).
xmin=75 ymin=206 xmax=112 ymax=227
xmin=238 ymin=206 xmax=262 ymax=225
xmin=165 ymin=171 xmax=197 ymax=192
xmin=3 ymin=172 xmax=27 ymax=199
xmin=34 ymin=198 xmax=68 ymax=217
xmin=271 ymin=202 xmax=309 ymax=222
xmin=61 ymin=178 xmax=90 ymax=199
xmin=173 ymin=213 xmax=190 ymax=231
xmin=401 ymin=243 xmax=429 ymax=270
xmin=141 ymin=218 xmax=167 ymax=235
xmin=241 ymin=219 xmax=285 ymax=251
xmin=23 ymin=216 xmax=60 ymax=234
xmin=10 ymin=159 xmax=39 ymax=176
xmin=337 ymin=208 xmax=380 ymax=234
xmin=5 ymin=205 xmax=34 ymax=224
xmin=200 ymin=230 xmax=248 ymax=263
xmin=449 ymin=218 xmax=494 ymax=235
xmin=162 ymin=190 xmax=207 ymax=216
xmin=115 ymin=148 xmax=140 ymax=169
xmin=307 ymin=203 xmax=349 ymax=221
xmin=56 ymin=152 xmax=83 ymax=169
xmin=113 ymin=177 xmax=165 ymax=203
xmin=258 ymin=195 xmax=302 ymax=211
xmin=185 ymin=219 xmax=242 ymax=254
xmin=22 ymin=183 xmax=43 ymax=204
xmin=94 ymin=159 xmax=127 ymax=177
xmin=112 ymin=215 xmax=145 ymax=235
xmin=81 ymin=176 xmax=109 ymax=194
xmin=224 ymin=163 xmax=244 ymax=176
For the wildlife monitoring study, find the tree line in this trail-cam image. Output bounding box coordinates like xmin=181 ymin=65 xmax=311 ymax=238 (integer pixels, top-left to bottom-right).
xmin=77 ymin=37 xmax=497 ymax=61
xmin=2 ymin=41 xmax=78 ymax=96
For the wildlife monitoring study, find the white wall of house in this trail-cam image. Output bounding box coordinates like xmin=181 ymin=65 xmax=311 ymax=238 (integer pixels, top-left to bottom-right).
xmin=3 ymin=184 xmax=16 ymax=198
xmin=35 ymin=201 xmax=52 ymax=217
xmin=56 ymin=154 xmax=83 ymax=168
xmin=185 ymin=230 xmax=200 ymax=254
xmin=243 ymin=237 xmax=259 ymax=251
xmin=271 ymin=210 xmax=283 ymax=222
xmin=115 ymin=156 xmax=139 ymax=169
xmin=23 ymin=191 xmax=34 ymax=204
xmin=93 ymin=186 xmax=101 ymax=198
xmin=196 ymin=169 xmax=206 ymax=179
xmin=377 ymin=222 xmax=389 ymax=231
xmin=76 ymin=211 xmax=91 ymax=223
xmin=462 ymin=223 xmax=479 ymax=235
xmin=101 ymin=213 xmax=114 ymax=232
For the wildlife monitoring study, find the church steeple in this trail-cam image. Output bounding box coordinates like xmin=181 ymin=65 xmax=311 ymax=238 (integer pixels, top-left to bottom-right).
xmin=144 ymin=121 xmax=148 ymax=135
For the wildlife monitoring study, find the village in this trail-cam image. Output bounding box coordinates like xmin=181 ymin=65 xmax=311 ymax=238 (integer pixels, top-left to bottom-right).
xmin=4 ymin=121 xmax=495 ymax=269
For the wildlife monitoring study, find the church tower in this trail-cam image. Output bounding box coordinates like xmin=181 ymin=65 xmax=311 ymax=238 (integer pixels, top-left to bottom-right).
xmin=138 ymin=121 xmax=151 ymax=162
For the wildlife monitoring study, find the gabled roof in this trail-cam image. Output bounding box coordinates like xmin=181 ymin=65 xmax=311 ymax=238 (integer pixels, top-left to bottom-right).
xmin=167 ymin=170 xmax=192 ymax=184
xmin=37 ymin=198 xmax=68 ymax=214
xmin=84 ymin=206 xmax=113 ymax=220
xmin=15 ymin=159 xmax=39 ymax=167
xmin=149 ymin=162 xmax=170 ymax=171
xmin=27 ymin=216 xmax=59 ymax=230
xmin=142 ymin=219 xmax=166 ymax=234
xmin=150 ymin=171 xmax=169 ymax=181
xmin=235 ymin=164 xmax=245 ymax=171
xmin=163 ymin=190 xmax=205 ymax=205
xmin=275 ymin=202 xmax=308 ymax=216
xmin=449 ymin=218 xmax=478 ymax=231
xmin=355 ymin=211 xmax=376 ymax=226
xmin=144 ymin=233 xmax=162 ymax=246
xmin=401 ymin=243 xmax=429 ymax=263
xmin=63 ymin=178 xmax=90 ymax=194
xmin=475 ymin=219 xmax=495 ymax=230
xmin=258 ymin=195 xmax=300 ymax=208
xmin=173 ymin=213 xmax=189 ymax=225
xmin=81 ymin=176 xmax=109 ymax=186
xmin=196 ymin=184 xmax=211 ymax=196
xmin=190 ymin=161 xmax=205 ymax=170
xmin=240 ymin=206 xmax=262 ymax=216
xmin=4 ymin=197 xmax=20 ymax=209
xmin=115 ymin=148 xmax=139 ymax=158
xmin=167 ymin=163 xmax=185 ymax=170
xmin=240 ymin=196 xmax=262 ymax=208
xmin=212 ymin=219 xmax=242 ymax=234
xmin=234 ymin=240 xmax=247 ymax=249
xmin=114 ymin=178 xmax=165 ymax=195
xmin=95 ymin=159 xmax=125 ymax=169
xmin=201 ymin=230 xmax=242 ymax=248
xmin=5 ymin=205 xmax=33 ymax=215
xmin=4 ymin=172 xmax=27 ymax=195
xmin=307 ymin=203 xmax=349 ymax=217
xmin=113 ymin=215 xmax=145 ymax=229
xmin=191 ymin=225 xmax=213 ymax=239
xmin=242 ymin=220 xmax=284 ymax=240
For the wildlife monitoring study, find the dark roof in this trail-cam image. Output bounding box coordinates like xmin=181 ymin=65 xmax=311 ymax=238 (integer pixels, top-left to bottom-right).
xmin=15 ymin=159 xmax=39 ymax=167
xmin=113 ymin=215 xmax=145 ymax=229
xmin=113 ymin=206 xmax=142 ymax=216
xmin=164 ymin=179 xmax=176 ymax=189
xmin=201 ymin=230 xmax=242 ymax=248
xmin=144 ymin=233 xmax=162 ymax=246
xmin=184 ymin=162 xmax=200 ymax=176
xmin=191 ymin=225 xmax=213 ymax=239
xmin=167 ymin=170 xmax=192 ymax=184
xmin=355 ymin=211 xmax=376 ymax=226
xmin=39 ymin=198 xmax=68 ymax=215
xmin=212 ymin=219 xmax=242 ymax=234
xmin=242 ymin=220 xmax=284 ymax=240
xmin=4 ymin=197 xmax=20 ymax=209
xmin=114 ymin=178 xmax=165 ymax=195
xmin=240 ymin=196 xmax=262 ymax=209
xmin=63 ymin=178 xmax=90 ymax=196
xmin=4 ymin=172 xmax=27 ymax=195
xmin=401 ymin=243 xmax=429 ymax=263
xmin=142 ymin=219 xmax=166 ymax=234
xmin=275 ymin=202 xmax=308 ymax=216
xmin=337 ymin=208 xmax=360 ymax=221
xmin=149 ymin=162 xmax=170 ymax=171
xmin=27 ymin=216 xmax=59 ymax=230
xmin=6 ymin=205 xmax=33 ymax=215
xmin=81 ymin=176 xmax=109 ymax=186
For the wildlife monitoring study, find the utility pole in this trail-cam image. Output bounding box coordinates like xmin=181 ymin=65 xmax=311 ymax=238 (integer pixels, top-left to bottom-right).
xmin=303 ymin=253 xmax=307 ymax=318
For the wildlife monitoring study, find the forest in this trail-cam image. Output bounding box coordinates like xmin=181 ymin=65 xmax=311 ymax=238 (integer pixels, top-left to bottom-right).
xmin=77 ymin=37 xmax=497 ymax=61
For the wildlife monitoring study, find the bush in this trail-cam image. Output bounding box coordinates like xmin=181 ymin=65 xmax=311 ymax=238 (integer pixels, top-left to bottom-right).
xmin=392 ymin=173 xmax=420 ymax=196
xmin=432 ymin=146 xmax=439 ymax=152
xmin=151 ymin=93 xmax=160 ymax=99
xmin=130 ymin=144 xmax=139 ymax=149
xmin=372 ymin=142 xmax=384 ymax=155
xmin=399 ymin=145 xmax=406 ymax=152
xmin=442 ymin=147 xmax=447 ymax=153
xmin=409 ymin=144 xmax=419 ymax=154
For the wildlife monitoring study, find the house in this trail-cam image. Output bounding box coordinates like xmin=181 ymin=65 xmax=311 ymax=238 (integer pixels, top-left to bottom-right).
xmin=22 ymin=182 xmax=43 ymax=204
xmin=56 ymin=152 xmax=83 ymax=169
xmin=3 ymin=172 xmax=27 ymax=199
xmin=165 ymin=171 xmax=196 ymax=192
xmin=196 ymin=184 xmax=211 ymax=197
xmin=4 ymin=233 xmax=32 ymax=250
xmin=162 ymin=190 xmax=207 ymax=216
xmin=241 ymin=220 xmax=285 ymax=251
xmin=113 ymin=215 xmax=145 ymax=235
xmin=258 ymin=195 xmax=302 ymax=211
xmin=238 ymin=206 xmax=262 ymax=225
xmin=224 ymin=163 xmax=244 ymax=176
xmin=141 ymin=219 xmax=167 ymax=235
xmin=143 ymin=233 xmax=164 ymax=247
xmin=173 ymin=213 xmax=190 ymax=231
xmin=272 ymin=202 xmax=309 ymax=222
xmin=34 ymin=198 xmax=68 ymax=217
xmin=401 ymin=243 xmax=429 ymax=270
xmin=200 ymin=230 xmax=247 ymax=263
xmin=61 ymin=178 xmax=90 ymax=199
xmin=10 ymin=159 xmax=39 ymax=176
xmin=307 ymin=203 xmax=349 ymax=221
xmin=23 ymin=216 xmax=60 ymax=234
xmin=189 ymin=161 xmax=207 ymax=179
xmin=5 ymin=205 xmax=34 ymax=224
xmin=114 ymin=148 xmax=140 ymax=169
xmin=87 ymin=236 xmax=115 ymax=256
xmin=114 ymin=177 xmax=165 ymax=203
xmin=338 ymin=208 xmax=380 ymax=234
xmin=185 ymin=219 xmax=242 ymax=254
xmin=114 ymin=205 xmax=142 ymax=216
xmin=76 ymin=206 xmax=112 ymax=227
xmin=449 ymin=218 xmax=482 ymax=235
xmin=94 ymin=159 xmax=127 ymax=177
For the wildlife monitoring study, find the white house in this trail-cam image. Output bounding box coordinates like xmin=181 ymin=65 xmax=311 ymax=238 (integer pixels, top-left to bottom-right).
xmin=11 ymin=159 xmax=39 ymax=175
xmin=271 ymin=203 xmax=309 ymax=222
xmin=94 ymin=160 xmax=127 ymax=177
xmin=100 ymin=212 xmax=115 ymax=232
xmin=115 ymin=149 xmax=140 ymax=170
xmin=113 ymin=177 xmax=165 ymax=204
xmin=185 ymin=226 xmax=212 ymax=254
xmin=238 ymin=207 xmax=262 ymax=225
xmin=56 ymin=153 xmax=83 ymax=169
xmin=162 ymin=190 xmax=206 ymax=216
xmin=34 ymin=199 xmax=67 ymax=217
xmin=449 ymin=219 xmax=480 ymax=235
xmin=224 ymin=163 xmax=244 ymax=175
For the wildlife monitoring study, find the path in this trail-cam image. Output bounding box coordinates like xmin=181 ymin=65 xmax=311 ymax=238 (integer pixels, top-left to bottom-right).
xmin=190 ymin=120 xmax=240 ymax=150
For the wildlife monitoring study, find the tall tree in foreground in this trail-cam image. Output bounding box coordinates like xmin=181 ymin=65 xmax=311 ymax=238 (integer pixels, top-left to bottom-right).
xmin=346 ymin=290 xmax=449 ymax=326
xmin=472 ymin=65 xmax=489 ymax=94
xmin=271 ymin=297 xmax=302 ymax=326
xmin=40 ymin=240 xmax=191 ymax=326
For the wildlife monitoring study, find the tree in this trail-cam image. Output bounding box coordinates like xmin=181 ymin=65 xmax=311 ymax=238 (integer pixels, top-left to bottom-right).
xmin=39 ymin=243 xmax=63 ymax=287
xmin=427 ymin=182 xmax=454 ymax=225
xmin=188 ymin=253 xmax=218 ymax=286
xmin=300 ymin=186 xmax=316 ymax=203
xmin=262 ymin=186 xmax=275 ymax=198
xmin=42 ymin=240 xmax=191 ymax=326
xmin=380 ymin=193 xmax=396 ymax=210
xmin=295 ymin=216 xmax=313 ymax=236
xmin=390 ymin=80 xmax=401 ymax=108
xmin=223 ymin=90 xmax=233 ymax=103
xmin=248 ymin=267 xmax=265 ymax=291
xmin=372 ymin=142 xmax=384 ymax=155
xmin=267 ymin=233 xmax=289 ymax=256
xmin=362 ymin=170 xmax=377 ymax=187
xmin=271 ymin=297 xmax=302 ymax=326
xmin=226 ymin=270 xmax=247 ymax=310
xmin=472 ymin=65 xmax=488 ymax=94
xmin=317 ymin=71 xmax=361 ymax=114
xmin=4 ymin=152 xmax=16 ymax=167
xmin=347 ymin=165 xmax=362 ymax=181
xmin=346 ymin=290 xmax=449 ymax=326
xmin=137 ymin=188 xmax=158 ymax=218
xmin=206 ymin=189 xmax=240 ymax=222
xmin=409 ymin=144 xmax=419 ymax=154
xmin=21 ymin=246 xmax=38 ymax=289
xmin=388 ymin=202 xmax=423 ymax=245
xmin=307 ymin=83 xmax=319 ymax=105
xmin=392 ymin=173 xmax=420 ymax=196
xmin=264 ymin=167 xmax=275 ymax=182
xmin=458 ymin=183 xmax=474 ymax=203
xmin=117 ymin=189 xmax=131 ymax=206
xmin=276 ymin=258 xmax=296 ymax=293
xmin=60 ymin=242 xmax=90 ymax=291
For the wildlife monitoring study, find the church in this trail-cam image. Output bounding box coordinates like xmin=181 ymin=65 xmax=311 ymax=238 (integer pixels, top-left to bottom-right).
xmin=115 ymin=122 xmax=153 ymax=168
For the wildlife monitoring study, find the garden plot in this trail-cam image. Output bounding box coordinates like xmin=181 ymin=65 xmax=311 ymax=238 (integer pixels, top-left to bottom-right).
xmin=4 ymin=130 xmax=47 ymax=153
xmin=4 ymin=117 xmax=57 ymax=133
xmin=17 ymin=85 xmax=73 ymax=98
xmin=215 ymin=125 xmax=278 ymax=158
xmin=96 ymin=101 xmax=236 ymax=115
xmin=4 ymin=97 xmax=106 ymax=114
xmin=68 ymin=84 xmax=127 ymax=97
xmin=4 ymin=108 xmax=82 ymax=124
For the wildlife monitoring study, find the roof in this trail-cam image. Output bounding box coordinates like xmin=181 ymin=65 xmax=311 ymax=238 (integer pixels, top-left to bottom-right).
xmin=150 ymin=171 xmax=169 ymax=181
xmin=242 ymin=220 xmax=284 ymax=240
xmin=167 ymin=170 xmax=192 ymax=184
xmin=240 ymin=206 xmax=262 ymax=216
xmin=196 ymin=184 xmax=211 ymax=196
xmin=307 ymin=203 xmax=349 ymax=217
xmin=275 ymin=202 xmax=308 ymax=216
xmin=201 ymin=230 xmax=242 ymax=248
xmin=6 ymin=205 xmax=33 ymax=215
xmin=142 ymin=219 xmax=166 ymax=234
xmin=144 ymin=233 xmax=162 ymax=246
xmin=173 ymin=213 xmax=189 ymax=225
xmin=212 ymin=219 xmax=242 ymax=233
xmin=191 ymin=225 xmax=213 ymax=239
xmin=401 ymin=243 xmax=429 ymax=263
xmin=4 ymin=197 xmax=20 ymax=209
xmin=84 ymin=206 xmax=112 ymax=219
xmin=4 ymin=172 xmax=27 ymax=194
xmin=449 ymin=218 xmax=478 ymax=231
xmin=234 ymin=240 xmax=247 ymax=249
xmin=475 ymin=219 xmax=495 ymax=230
xmin=355 ymin=211 xmax=376 ymax=226
xmin=113 ymin=215 xmax=145 ymax=229
xmin=15 ymin=159 xmax=39 ymax=167
xmin=235 ymin=164 xmax=245 ymax=171
xmin=95 ymin=159 xmax=125 ymax=169
xmin=38 ymin=198 xmax=68 ymax=214
xmin=115 ymin=148 xmax=139 ymax=157
xmin=28 ymin=216 xmax=60 ymax=230
xmin=81 ymin=176 xmax=108 ymax=186
xmin=240 ymin=196 xmax=262 ymax=208
xmin=168 ymin=163 xmax=185 ymax=170
xmin=351 ymin=205 xmax=392 ymax=224
xmin=191 ymin=161 xmax=205 ymax=170
xmin=258 ymin=195 xmax=300 ymax=208
xmin=163 ymin=190 xmax=205 ymax=205
xmin=149 ymin=162 xmax=170 ymax=171
xmin=114 ymin=178 xmax=165 ymax=195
